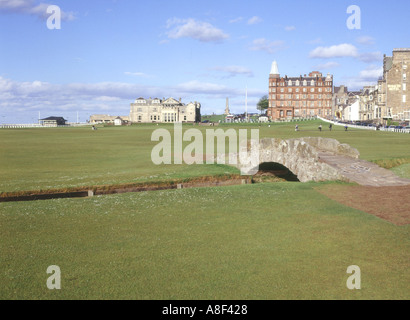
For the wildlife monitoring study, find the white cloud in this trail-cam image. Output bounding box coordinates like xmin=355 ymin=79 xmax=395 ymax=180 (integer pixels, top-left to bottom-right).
xmin=0 ymin=0 xmax=75 ymax=21
xmin=357 ymin=52 xmax=383 ymax=63
xmin=342 ymin=66 xmax=383 ymax=90
xmin=307 ymin=38 xmax=323 ymax=45
xmin=229 ymin=16 xmax=243 ymax=23
xmin=247 ymin=16 xmax=263 ymax=25
xmin=211 ymin=65 xmax=254 ymax=78
xmin=249 ymin=38 xmax=285 ymax=54
xmin=285 ymin=25 xmax=296 ymax=31
xmin=312 ymin=62 xmax=340 ymax=70
xmin=358 ymin=66 xmax=383 ymax=80
xmin=309 ymin=44 xmax=358 ymax=59
xmin=356 ymin=36 xmax=375 ymax=46
xmin=124 ymin=72 xmax=153 ymax=78
xmin=0 ymin=76 xmax=265 ymax=117
xmin=166 ymin=18 xmax=229 ymax=43
xmin=94 ymin=96 xmax=121 ymax=102
xmin=309 ymin=43 xmax=382 ymax=64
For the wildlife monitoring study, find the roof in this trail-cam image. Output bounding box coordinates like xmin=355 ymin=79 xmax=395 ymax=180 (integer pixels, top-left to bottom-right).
xmin=334 ymin=86 xmax=348 ymax=94
xmin=40 ymin=117 xmax=67 ymax=121
xmin=270 ymin=61 xmax=279 ymax=75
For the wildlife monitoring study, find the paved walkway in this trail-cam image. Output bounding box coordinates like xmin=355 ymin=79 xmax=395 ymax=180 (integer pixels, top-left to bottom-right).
xmin=318 ymin=151 xmax=410 ymax=187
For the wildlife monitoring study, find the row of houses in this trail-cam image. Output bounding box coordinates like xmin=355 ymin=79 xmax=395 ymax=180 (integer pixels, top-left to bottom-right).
xmin=268 ymin=48 xmax=409 ymax=125
xmin=333 ymin=49 xmax=410 ymax=124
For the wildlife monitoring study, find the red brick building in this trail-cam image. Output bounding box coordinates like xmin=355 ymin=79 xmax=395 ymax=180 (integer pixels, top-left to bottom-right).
xmin=267 ymin=61 xmax=333 ymax=120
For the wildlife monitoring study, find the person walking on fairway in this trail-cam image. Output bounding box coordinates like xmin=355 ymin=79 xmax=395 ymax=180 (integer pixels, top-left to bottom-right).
xmin=345 ymin=125 xmax=348 ymax=131
xmin=318 ymin=124 xmax=322 ymax=132
xmin=295 ymin=124 xmax=299 ymax=132
xmin=329 ymin=124 xmax=333 ymax=131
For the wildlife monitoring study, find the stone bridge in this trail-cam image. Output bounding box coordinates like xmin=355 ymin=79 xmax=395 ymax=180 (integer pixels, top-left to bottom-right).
xmin=239 ymin=137 xmax=410 ymax=187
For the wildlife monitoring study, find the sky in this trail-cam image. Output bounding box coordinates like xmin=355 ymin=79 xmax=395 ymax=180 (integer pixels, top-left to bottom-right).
xmin=1 ymin=0 xmax=410 ymax=124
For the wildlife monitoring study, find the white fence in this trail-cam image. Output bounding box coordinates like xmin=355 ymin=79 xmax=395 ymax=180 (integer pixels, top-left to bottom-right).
xmin=317 ymin=117 xmax=410 ymax=134
xmin=0 ymin=123 xmax=92 ymax=129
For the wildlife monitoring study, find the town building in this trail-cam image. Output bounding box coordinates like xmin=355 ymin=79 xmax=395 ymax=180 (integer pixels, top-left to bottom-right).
xmin=378 ymin=48 xmax=410 ymax=122
xmin=359 ymin=86 xmax=379 ymax=122
xmin=343 ymin=92 xmax=361 ymax=121
xmin=89 ymin=115 xmax=129 ymax=125
xmin=333 ymin=85 xmax=349 ymax=119
xmin=39 ymin=116 xmax=67 ymax=126
xmin=129 ymin=97 xmax=201 ymax=123
xmin=267 ymin=61 xmax=333 ymax=120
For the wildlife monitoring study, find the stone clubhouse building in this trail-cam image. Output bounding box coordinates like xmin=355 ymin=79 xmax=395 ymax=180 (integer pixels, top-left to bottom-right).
xmin=130 ymin=97 xmax=201 ymax=123
xmin=90 ymin=97 xmax=201 ymax=125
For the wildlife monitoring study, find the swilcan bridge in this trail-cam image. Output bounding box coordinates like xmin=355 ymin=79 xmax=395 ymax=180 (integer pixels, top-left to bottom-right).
xmin=239 ymin=137 xmax=410 ymax=187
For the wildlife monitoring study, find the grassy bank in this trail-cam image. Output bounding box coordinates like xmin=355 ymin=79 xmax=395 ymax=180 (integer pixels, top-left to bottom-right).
xmin=1 ymin=182 xmax=408 ymax=300
xmin=1 ymin=120 xmax=409 ymax=193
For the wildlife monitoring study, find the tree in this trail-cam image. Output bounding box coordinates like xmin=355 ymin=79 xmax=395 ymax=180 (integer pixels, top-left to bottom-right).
xmin=257 ymin=95 xmax=269 ymax=114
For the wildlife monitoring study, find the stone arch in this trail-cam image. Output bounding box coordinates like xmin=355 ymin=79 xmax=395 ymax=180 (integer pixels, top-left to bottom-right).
xmin=255 ymin=162 xmax=300 ymax=181
xmin=239 ymin=137 xmax=360 ymax=182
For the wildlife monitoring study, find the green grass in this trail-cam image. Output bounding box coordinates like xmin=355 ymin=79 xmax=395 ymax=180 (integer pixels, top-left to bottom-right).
xmin=391 ymin=163 xmax=410 ymax=179
xmin=1 ymin=120 xmax=409 ymax=193
xmin=0 ymin=182 xmax=408 ymax=300
xmin=0 ymin=121 xmax=409 ymax=300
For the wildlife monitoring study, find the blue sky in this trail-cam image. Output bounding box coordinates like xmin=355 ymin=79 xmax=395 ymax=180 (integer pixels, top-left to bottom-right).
xmin=1 ymin=0 xmax=409 ymax=123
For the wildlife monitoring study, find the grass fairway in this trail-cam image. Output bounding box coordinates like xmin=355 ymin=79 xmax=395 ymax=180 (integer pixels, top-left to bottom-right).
xmin=0 ymin=120 xmax=409 ymax=193
xmin=0 ymin=121 xmax=409 ymax=300
xmin=0 ymin=182 xmax=408 ymax=300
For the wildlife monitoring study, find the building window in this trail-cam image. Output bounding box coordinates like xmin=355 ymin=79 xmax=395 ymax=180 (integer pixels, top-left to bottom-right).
xmin=404 ymin=73 xmax=407 ymax=81
xmin=403 ymin=83 xmax=407 ymax=91
xmin=404 ymin=95 xmax=407 ymax=103
xmin=288 ymin=88 xmax=292 ymax=93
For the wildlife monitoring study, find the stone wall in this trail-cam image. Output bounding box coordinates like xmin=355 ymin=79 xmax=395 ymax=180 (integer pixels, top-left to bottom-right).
xmin=240 ymin=137 xmax=360 ymax=182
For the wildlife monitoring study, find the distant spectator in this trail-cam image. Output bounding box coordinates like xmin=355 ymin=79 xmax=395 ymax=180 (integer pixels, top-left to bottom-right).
xmin=318 ymin=124 xmax=322 ymax=132
xmin=329 ymin=124 xmax=333 ymax=131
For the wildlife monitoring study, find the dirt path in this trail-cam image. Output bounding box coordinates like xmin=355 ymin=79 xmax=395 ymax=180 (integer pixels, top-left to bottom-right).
xmin=316 ymin=184 xmax=410 ymax=226
xmin=318 ymin=151 xmax=410 ymax=187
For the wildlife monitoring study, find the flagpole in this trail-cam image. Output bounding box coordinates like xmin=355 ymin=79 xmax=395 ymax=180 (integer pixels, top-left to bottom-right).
xmin=245 ymin=86 xmax=248 ymax=122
